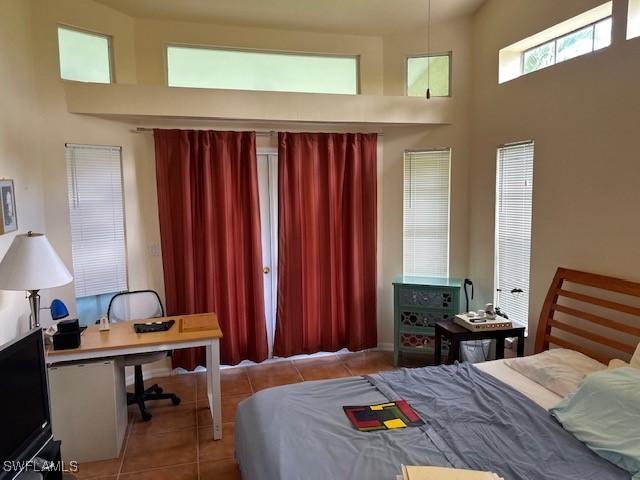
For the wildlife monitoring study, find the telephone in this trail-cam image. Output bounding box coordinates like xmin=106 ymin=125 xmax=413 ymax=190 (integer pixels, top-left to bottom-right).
xmin=43 ymin=321 xmax=87 ymax=345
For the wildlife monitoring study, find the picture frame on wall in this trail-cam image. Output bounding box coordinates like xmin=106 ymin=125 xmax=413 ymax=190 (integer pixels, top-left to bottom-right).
xmin=0 ymin=179 xmax=18 ymax=235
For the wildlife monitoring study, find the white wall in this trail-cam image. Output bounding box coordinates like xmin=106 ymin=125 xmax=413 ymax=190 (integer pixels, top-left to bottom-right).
xmin=25 ymin=0 xmax=160 ymax=332
xmin=0 ymin=0 xmax=162 ymax=344
xmin=1 ymin=0 xmax=476 ymax=352
xmin=378 ymin=17 xmax=473 ymax=345
xmin=0 ymin=0 xmax=474 ymax=350
xmin=8 ymin=0 xmax=639 ymax=360
xmin=0 ymin=0 xmax=45 ymax=344
xmin=469 ymin=0 xmax=640 ymax=351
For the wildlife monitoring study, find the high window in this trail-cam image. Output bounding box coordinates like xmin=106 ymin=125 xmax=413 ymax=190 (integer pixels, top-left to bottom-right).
xmin=499 ymin=2 xmax=612 ymax=83
xmin=57 ymin=26 xmax=112 ymax=83
xmin=522 ymin=17 xmax=611 ymax=74
xmin=406 ymin=53 xmax=451 ymax=97
xmin=166 ymin=46 xmax=359 ymax=95
xmin=403 ymin=149 xmax=451 ymax=277
xmin=65 ymin=144 xmax=127 ymax=324
xmin=494 ymin=142 xmax=534 ymax=326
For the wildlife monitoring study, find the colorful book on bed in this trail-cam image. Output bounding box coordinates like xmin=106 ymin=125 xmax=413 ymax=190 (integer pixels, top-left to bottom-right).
xmin=343 ymin=400 xmax=424 ymax=432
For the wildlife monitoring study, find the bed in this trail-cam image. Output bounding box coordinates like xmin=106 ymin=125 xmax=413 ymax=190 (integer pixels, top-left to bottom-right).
xmin=236 ymin=268 xmax=640 ymax=479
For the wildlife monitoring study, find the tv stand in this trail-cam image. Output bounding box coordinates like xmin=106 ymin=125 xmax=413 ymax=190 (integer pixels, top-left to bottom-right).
xmin=15 ymin=439 xmax=63 ymax=480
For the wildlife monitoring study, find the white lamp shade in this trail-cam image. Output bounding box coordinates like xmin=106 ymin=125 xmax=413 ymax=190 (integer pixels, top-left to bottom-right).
xmin=0 ymin=233 xmax=73 ymax=291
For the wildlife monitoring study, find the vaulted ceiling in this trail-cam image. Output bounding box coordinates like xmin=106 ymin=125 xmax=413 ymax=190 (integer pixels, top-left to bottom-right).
xmin=95 ymin=0 xmax=486 ymax=36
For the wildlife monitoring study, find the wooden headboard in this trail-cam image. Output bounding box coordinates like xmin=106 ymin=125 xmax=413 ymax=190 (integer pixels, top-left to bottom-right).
xmin=535 ymin=267 xmax=640 ymax=364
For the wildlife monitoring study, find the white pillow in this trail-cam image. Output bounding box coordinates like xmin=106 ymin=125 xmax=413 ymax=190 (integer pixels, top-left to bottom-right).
xmin=608 ymin=359 xmax=631 ymax=369
xmin=504 ymin=348 xmax=606 ymax=397
xmin=608 ymin=342 xmax=640 ymax=370
xmin=631 ymin=342 xmax=640 ymax=369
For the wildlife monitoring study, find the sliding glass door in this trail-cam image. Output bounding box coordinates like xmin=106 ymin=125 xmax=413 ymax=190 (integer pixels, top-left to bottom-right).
xmin=257 ymin=151 xmax=278 ymax=357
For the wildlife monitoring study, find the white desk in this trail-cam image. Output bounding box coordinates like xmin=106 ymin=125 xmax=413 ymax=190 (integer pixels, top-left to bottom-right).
xmin=45 ymin=313 xmax=223 ymax=441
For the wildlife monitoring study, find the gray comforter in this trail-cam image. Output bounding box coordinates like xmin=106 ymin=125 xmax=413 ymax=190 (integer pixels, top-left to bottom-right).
xmin=235 ymin=363 xmax=630 ymax=480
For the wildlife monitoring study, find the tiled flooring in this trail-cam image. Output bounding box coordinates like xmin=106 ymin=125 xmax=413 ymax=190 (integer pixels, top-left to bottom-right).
xmin=75 ymin=350 xmax=398 ymax=480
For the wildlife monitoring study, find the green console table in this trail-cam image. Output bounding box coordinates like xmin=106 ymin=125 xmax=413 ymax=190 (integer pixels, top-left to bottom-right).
xmin=393 ymin=276 xmax=462 ymax=366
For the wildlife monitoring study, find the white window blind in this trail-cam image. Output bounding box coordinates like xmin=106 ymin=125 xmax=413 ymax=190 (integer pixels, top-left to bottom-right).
xmin=495 ymin=141 xmax=534 ymax=326
xmin=403 ymin=149 xmax=451 ymax=277
xmin=65 ymin=144 xmax=128 ymax=298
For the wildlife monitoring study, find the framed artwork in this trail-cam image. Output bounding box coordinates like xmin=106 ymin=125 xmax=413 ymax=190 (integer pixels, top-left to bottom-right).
xmin=0 ymin=179 xmax=17 ymax=235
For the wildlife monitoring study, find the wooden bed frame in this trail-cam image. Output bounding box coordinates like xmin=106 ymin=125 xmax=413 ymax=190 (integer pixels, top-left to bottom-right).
xmin=535 ymin=267 xmax=640 ymax=364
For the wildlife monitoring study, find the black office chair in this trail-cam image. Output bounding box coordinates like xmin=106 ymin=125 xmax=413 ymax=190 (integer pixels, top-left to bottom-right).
xmin=107 ymin=290 xmax=180 ymax=421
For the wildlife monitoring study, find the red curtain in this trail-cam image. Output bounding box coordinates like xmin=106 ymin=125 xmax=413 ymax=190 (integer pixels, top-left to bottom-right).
xmin=274 ymin=132 xmax=378 ymax=357
xmin=154 ymin=129 xmax=268 ymax=367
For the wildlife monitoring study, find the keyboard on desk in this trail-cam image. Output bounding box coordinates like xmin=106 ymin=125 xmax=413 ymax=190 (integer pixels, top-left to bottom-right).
xmin=133 ymin=319 xmax=175 ymax=333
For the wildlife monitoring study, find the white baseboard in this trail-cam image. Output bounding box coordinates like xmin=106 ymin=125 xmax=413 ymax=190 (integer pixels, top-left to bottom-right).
xmin=124 ymin=344 xmax=396 ymax=384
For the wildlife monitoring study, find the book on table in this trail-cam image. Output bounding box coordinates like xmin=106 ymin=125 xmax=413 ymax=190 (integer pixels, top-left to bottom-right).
xmin=400 ymin=465 xmax=504 ymax=480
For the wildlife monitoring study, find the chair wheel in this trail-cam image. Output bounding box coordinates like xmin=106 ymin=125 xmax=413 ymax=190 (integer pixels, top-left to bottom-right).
xmin=141 ymin=411 xmax=152 ymax=422
xmin=171 ymin=395 xmax=181 ymax=406
xmin=155 ymin=387 xmax=164 ymax=394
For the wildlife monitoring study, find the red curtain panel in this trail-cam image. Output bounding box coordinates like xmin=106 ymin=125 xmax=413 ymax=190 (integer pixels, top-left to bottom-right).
xmin=154 ymin=129 xmax=269 ymax=367
xmin=274 ymin=132 xmax=378 ymax=357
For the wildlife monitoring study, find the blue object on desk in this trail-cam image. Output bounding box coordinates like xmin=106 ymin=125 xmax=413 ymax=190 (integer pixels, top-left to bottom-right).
xmin=50 ymin=299 xmax=69 ymax=320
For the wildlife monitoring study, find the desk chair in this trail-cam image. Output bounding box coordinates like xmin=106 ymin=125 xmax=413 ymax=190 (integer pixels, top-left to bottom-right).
xmin=107 ymin=290 xmax=180 ymax=421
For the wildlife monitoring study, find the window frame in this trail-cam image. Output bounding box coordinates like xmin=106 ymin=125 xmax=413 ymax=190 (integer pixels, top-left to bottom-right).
xmin=164 ymin=43 xmax=361 ymax=95
xmin=405 ymin=51 xmax=453 ymax=98
xmin=57 ymin=24 xmax=115 ymax=83
xmin=521 ymin=16 xmax=612 ymax=75
xmin=402 ymin=147 xmax=452 ymax=278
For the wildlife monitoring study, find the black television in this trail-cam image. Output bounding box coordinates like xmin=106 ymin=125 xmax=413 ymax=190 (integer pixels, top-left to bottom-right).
xmin=0 ymin=329 xmax=53 ymax=479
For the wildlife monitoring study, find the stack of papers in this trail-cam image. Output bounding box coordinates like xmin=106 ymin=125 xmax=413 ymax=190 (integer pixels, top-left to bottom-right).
xmin=399 ymin=465 xmax=504 ymax=480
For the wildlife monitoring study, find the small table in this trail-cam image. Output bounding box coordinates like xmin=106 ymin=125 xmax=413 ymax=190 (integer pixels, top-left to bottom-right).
xmin=434 ymin=319 xmax=526 ymax=364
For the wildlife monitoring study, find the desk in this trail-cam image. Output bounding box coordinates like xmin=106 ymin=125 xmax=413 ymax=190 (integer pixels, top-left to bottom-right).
xmin=434 ymin=319 xmax=525 ymax=364
xmin=46 ymin=313 xmax=224 ymax=441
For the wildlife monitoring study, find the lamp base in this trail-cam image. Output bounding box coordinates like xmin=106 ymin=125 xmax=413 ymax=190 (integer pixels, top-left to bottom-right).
xmin=28 ymin=290 xmax=41 ymax=330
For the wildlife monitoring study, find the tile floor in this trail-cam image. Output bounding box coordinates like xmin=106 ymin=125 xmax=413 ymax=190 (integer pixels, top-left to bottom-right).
xmin=74 ymin=350 xmax=400 ymax=480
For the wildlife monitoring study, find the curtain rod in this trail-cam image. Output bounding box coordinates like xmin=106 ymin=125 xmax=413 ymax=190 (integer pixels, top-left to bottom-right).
xmin=133 ymin=127 xmax=383 ymax=137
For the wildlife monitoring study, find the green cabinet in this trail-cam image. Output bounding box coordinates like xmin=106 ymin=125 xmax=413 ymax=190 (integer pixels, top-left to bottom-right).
xmin=393 ymin=276 xmax=462 ymax=366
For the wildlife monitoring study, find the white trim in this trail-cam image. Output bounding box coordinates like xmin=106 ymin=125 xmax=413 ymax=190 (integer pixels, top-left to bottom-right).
xmin=376 ymin=342 xmax=394 ymax=352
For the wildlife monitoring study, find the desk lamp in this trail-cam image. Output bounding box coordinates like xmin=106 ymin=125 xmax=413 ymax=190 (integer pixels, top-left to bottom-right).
xmin=0 ymin=232 xmax=73 ymax=330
